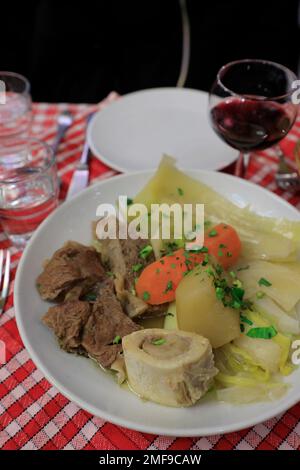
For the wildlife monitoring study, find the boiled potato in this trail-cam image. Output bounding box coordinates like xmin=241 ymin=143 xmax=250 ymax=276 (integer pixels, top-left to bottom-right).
xmin=176 ymin=268 xmax=240 ymax=348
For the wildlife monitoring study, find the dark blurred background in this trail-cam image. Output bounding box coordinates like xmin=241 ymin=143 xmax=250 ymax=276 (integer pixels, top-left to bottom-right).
xmin=1 ymin=0 xmax=299 ymax=103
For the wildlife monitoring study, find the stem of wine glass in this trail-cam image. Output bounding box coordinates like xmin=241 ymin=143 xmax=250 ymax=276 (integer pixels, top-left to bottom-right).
xmin=234 ymin=152 xmax=250 ymax=178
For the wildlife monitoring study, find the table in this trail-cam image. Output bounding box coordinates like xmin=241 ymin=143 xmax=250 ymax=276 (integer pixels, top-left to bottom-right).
xmin=1 ymin=92 xmax=300 ymax=450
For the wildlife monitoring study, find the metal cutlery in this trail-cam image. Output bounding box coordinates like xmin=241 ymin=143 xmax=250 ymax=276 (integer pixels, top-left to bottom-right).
xmin=52 ymin=110 xmax=74 ymax=155
xmin=0 ymin=249 xmax=10 ymax=315
xmin=275 ymin=147 xmax=300 ymax=191
xmin=66 ymin=114 xmax=93 ymax=200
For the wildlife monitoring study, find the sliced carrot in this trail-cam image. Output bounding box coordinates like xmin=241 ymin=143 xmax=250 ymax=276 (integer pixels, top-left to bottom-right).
xmin=135 ymin=223 xmax=241 ymax=305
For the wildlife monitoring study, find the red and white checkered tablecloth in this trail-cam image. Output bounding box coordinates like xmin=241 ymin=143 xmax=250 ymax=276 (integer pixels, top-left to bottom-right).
xmin=1 ymin=92 xmax=300 ymax=451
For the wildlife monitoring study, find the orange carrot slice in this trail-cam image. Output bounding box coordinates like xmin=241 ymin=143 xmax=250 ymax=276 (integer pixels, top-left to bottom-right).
xmin=135 ymin=223 xmax=241 ymax=305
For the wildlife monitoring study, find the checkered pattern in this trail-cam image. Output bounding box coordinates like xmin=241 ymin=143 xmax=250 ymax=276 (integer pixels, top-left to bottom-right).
xmin=1 ymin=93 xmax=300 ymax=450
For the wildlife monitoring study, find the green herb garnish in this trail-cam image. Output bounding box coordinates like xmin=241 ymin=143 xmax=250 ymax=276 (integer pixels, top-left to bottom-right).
xmin=139 ymin=245 xmax=153 ymax=259
xmin=177 ymin=187 xmax=184 ymax=196
xmin=113 ymin=335 xmax=121 ymax=344
xmin=240 ymin=314 xmax=253 ymax=326
xmin=258 ymin=277 xmax=272 ymax=287
xmin=208 ymin=229 xmax=218 ymax=237
xmin=165 ymin=280 xmax=173 ymax=293
xmin=246 ymin=326 xmax=277 ymax=339
xmin=127 ymin=198 xmax=133 ymax=206
xmin=132 ymin=263 xmax=143 ymax=273
xmin=143 ymin=291 xmax=150 ymax=301
xmin=152 ymin=338 xmax=166 ymax=346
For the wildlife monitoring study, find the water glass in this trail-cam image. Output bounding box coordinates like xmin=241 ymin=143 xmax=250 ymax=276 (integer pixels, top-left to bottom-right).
xmin=0 ymin=71 xmax=32 ymax=152
xmin=0 ymin=138 xmax=59 ymax=247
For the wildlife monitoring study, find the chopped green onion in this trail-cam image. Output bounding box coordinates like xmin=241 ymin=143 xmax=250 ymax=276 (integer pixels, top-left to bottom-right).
xmin=246 ymin=326 xmax=277 ymax=339
xmin=229 ymin=271 xmax=237 ymax=279
xmin=177 ymin=187 xmax=184 ymax=196
xmin=217 ymin=250 xmax=223 ymax=257
xmin=258 ymin=277 xmax=272 ymax=287
xmin=226 ymin=251 xmax=233 ymax=258
xmin=127 ymin=198 xmax=133 ymax=206
xmin=139 ymin=245 xmax=153 ymax=259
xmin=155 ymin=268 xmax=161 ymax=274
xmin=171 ymin=263 xmax=176 ymax=269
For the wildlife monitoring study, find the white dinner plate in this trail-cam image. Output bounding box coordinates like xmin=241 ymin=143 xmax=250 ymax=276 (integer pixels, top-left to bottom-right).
xmin=15 ymin=171 xmax=300 ymax=436
xmin=87 ymin=88 xmax=237 ymax=172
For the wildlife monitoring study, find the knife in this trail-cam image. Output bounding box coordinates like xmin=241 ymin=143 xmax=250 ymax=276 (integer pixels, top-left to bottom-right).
xmin=66 ymin=114 xmax=94 ymax=200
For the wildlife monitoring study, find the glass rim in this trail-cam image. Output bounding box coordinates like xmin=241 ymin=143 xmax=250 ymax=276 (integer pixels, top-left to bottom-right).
xmin=0 ymin=71 xmax=31 ymax=95
xmin=0 ymin=138 xmax=55 ymax=184
xmin=216 ymin=59 xmax=298 ymax=101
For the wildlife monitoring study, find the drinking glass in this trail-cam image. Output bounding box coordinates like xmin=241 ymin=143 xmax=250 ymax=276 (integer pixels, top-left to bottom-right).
xmin=208 ymin=59 xmax=298 ymax=176
xmin=0 ymin=72 xmax=32 ymax=153
xmin=0 ymin=138 xmax=59 ymax=247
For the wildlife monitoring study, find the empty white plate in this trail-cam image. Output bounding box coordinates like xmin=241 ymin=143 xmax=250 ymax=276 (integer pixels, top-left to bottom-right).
xmin=88 ymin=88 xmax=237 ymax=172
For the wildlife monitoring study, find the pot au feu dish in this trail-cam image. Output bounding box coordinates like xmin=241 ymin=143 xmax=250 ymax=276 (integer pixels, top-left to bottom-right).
xmin=36 ymin=157 xmax=300 ymax=407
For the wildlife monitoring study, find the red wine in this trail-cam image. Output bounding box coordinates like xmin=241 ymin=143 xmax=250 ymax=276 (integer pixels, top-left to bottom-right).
xmin=210 ymin=98 xmax=293 ymax=151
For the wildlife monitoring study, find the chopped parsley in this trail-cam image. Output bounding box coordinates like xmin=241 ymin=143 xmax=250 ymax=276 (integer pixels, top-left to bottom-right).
xmin=155 ymin=268 xmax=161 ymax=274
xmin=226 ymin=251 xmax=233 ymax=258
xmin=246 ymin=326 xmax=277 ymax=339
xmin=127 ymin=198 xmax=133 ymax=206
xmin=165 ymin=280 xmax=173 ymax=293
xmin=139 ymin=245 xmax=153 ymax=259
xmin=132 ymin=263 xmax=143 ymax=273
xmin=177 ymin=187 xmax=184 ymax=196
xmin=143 ymin=291 xmax=150 ymax=301
xmin=208 ymin=229 xmax=218 ymax=237
xmin=152 ymin=338 xmax=166 ymax=346
xmin=258 ymin=277 xmax=272 ymax=287
xmin=240 ymin=324 xmax=245 ymax=333
xmin=113 ymin=335 xmax=121 ymax=344
xmin=216 ymin=287 xmax=225 ymax=300
xmin=240 ymin=314 xmax=253 ymax=326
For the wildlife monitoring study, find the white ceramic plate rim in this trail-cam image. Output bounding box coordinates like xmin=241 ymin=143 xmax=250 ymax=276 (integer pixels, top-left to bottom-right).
xmin=14 ymin=171 xmax=300 ymax=436
xmin=87 ymin=88 xmax=238 ymax=173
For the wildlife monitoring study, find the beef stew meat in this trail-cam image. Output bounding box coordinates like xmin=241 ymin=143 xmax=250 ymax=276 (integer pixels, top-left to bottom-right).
xmin=43 ymin=300 xmax=91 ymax=354
xmin=37 ymin=242 xmax=106 ymax=301
xmin=101 ymin=236 xmax=168 ymax=318
xmin=82 ymin=280 xmax=141 ymax=367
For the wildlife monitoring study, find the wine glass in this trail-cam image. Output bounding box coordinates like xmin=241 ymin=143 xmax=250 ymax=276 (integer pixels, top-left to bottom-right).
xmin=208 ymin=59 xmax=298 ymax=177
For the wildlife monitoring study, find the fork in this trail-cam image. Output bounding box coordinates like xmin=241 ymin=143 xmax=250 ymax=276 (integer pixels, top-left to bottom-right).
xmin=0 ymin=250 xmax=11 ymax=315
xmin=275 ymin=146 xmax=300 ymax=191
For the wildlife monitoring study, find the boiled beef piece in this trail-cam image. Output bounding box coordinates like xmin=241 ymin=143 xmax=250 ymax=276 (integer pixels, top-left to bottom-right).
xmin=100 ymin=236 xmax=168 ymax=318
xmin=43 ymin=300 xmax=91 ymax=354
xmin=81 ymin=280 xmax=141 ymax=367
xmin=37 ymin=241 xmax=106 ymax=301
